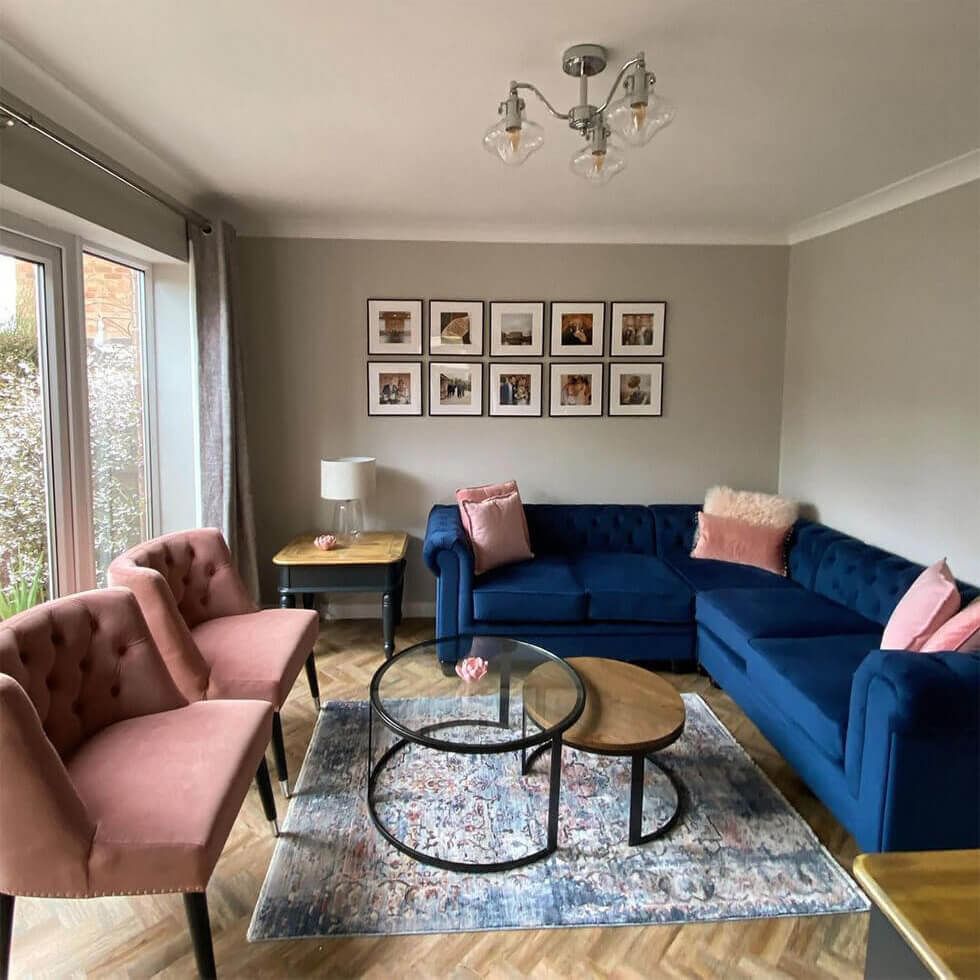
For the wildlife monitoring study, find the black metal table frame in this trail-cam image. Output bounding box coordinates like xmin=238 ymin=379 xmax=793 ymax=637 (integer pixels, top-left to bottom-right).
xmin=277 ymin=557 xmax=406 ymax=658
xmin=521 ymin=702 xmax=685 ymax=846
xmin=367 ymin=640 xmax=586 ymax=873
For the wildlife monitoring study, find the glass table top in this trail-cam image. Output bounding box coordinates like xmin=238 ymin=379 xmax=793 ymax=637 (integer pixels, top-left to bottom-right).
xmin=370 ymin=635 xmax=585 ymax=752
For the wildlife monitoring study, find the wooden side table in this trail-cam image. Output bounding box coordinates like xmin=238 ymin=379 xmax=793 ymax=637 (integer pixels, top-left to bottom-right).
xmin=273 ymin=531 xmax=409 ymax=658
xmin=854 ymin=849 xmax=980 ymax=979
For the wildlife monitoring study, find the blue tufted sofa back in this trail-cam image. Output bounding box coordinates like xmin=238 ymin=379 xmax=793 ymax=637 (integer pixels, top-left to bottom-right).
xmin=524 ymin=504 xmax=657 ymax=555
xmin=787 ymin=521 xmax=852 ymax=589
xmin=650 ymin=504 xmax=700 ymax=564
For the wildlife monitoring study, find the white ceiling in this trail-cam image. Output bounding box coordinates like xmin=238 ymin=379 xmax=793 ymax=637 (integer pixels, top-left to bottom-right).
xmin=1 ymin=0 xmax=977 ymax=242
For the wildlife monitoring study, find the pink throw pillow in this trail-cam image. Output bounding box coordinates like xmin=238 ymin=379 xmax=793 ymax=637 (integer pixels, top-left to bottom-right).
xmin=456 ymin=481 xmax=531 ymax=552
xmin=920 ymin=597 xmax=980 ymax=653
xmin=880 ymin=560 xmax=961 ymax=651
xmin=459 ymin=491 xmax=534 ymax=575
xmin=690 ymin=511 xmax=788 ymax=576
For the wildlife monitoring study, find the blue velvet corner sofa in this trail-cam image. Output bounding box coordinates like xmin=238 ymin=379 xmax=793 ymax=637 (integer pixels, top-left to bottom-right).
xmin=423 ymin=503 xmax=980 ymax=853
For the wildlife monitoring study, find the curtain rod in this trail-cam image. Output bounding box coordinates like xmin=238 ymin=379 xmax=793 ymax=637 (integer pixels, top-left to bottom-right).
xmin=0 ymin=88 xmax=212 ymax=234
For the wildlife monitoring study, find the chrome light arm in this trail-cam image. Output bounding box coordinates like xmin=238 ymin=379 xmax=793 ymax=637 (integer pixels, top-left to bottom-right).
xmin=595 ymin=56 xmax=646 ymax=115
xmin=510 ymin=82 xmax=571 ymax=121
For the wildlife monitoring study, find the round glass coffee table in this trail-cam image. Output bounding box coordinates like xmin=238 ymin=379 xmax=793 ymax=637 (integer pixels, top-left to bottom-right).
xmin=368 ymin=635 xmax=585 ymax=872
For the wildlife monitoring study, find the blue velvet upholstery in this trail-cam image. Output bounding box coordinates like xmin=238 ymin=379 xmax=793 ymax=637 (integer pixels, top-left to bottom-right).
xmin=746 ymin=634 xmax=883 ymax=760
xmin=696 ymin=588 xmax=881 ymax=649
xmin=424 ymin=502 xmax=980 ymax=853
xmin=571 ymin=553 xmax=692 ymax=623
xmin=473 ymin=557 xmax=587 ymax=623
xmin=524 ymin=504 xmax=656 ymax=555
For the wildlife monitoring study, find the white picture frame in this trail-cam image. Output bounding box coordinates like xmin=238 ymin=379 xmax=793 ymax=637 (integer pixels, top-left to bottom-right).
xmin=489 ymin=301 xmax=545 ymax=357
xmin=489 ymin=363 xmax=543 ymax=417
xmin=428 ymin=362 xmax=484 ymax=416
xmin=367 ymin=298 xmax=423 ymax=355
xmin=428 ymin=300 xmax=484 ymax=356
xmin=549 ymin=363 xmax=603 ymax=417
xmin=610 ymin=302 xmax=666 ymax=356
xmin=550 ymin=302 xmax=605 ymax=357
xmin=608 ymin=362 xmax=663 ymax=416
xmin=367 ymin=361 xmax=423 ymax=416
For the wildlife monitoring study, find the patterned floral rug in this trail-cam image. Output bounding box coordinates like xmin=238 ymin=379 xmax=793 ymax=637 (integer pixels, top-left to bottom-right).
xmin=248 ymin=694 xmax=867 ymax=940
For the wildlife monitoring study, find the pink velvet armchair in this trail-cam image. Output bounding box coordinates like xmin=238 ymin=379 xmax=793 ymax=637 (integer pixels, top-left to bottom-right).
xmin=0 ymin=588 xmax=279 ymax=979
xmin=108 ymin=528 xmax=320 ymax=796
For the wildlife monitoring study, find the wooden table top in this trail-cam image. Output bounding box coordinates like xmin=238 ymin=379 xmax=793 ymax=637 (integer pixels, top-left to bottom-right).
xmin=272 ymin=531 xmax=408 ymax=566
xmin=853 ymin=849 xmax=980 ymax=980
xmin=524 ymin=657 xmax=685 ymax=755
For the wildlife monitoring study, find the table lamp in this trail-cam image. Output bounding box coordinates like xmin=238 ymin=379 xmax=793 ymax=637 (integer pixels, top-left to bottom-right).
xmin=321 ymin=457 xmax=376 ymax=541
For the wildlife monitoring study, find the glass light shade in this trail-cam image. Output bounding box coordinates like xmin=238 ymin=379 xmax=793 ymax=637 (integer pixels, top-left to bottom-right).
xmin=606 ymin=89 xmax=676 ymax=147
xmin=482 ymin=112 xmax=544 ymax=166
xmin=569 ymin=142 xmax=626 ymax=185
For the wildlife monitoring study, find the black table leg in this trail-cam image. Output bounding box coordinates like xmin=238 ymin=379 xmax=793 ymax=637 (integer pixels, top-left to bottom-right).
xmin=301 ymin=592 xmax=315 ymax=610
xmin=628 ymin=752 xmax=684 ymax=846
xmin=382 ymin=591 xmax=396 ymax=659
xmin=547 ymin=735 xmax=563 ymax=852
xmin=279 ymin=591 xmax=296 ymax=609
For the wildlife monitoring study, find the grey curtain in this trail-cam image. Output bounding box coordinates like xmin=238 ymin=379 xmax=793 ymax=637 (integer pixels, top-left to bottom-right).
xmin=189 ymin=220 xmax=260 ymax=599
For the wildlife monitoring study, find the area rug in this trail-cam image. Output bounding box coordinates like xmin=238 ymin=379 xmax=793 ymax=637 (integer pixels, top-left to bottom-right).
xmin=248 ymin=694 xmax=867 ymax=940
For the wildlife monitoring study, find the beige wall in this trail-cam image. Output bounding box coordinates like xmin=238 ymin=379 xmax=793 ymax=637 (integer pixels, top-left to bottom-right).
xmin=780 ymin=182 xmax=980 ymax=583
xmin=239 ymin=240 xmax=790 ymax=607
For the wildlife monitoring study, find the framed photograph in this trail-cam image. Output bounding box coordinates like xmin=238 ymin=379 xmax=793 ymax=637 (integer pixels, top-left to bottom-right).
xmin=428 ymin=362 xmax=483 ymax=416
xmin=550 ymin=302 xmax=605 ymax=357
xmin=367 ymin=361 xmax=422 ymax=416
xmin=610 ymin=302 xmax=666 ymax=356
xmin=489 ymin=301 xmax=545 ymax=356
xmin=549 ymin=363 xmax=603 ymax=417
xmin=608 ymin=363 xmax=663 ymax=416
xmin=367 ymin=299 xmax=423 ymax=355
xmin=429 ymin=300 xmax=484 ymax=356
xmin=489 ymin=363 xmax=542 ymax=417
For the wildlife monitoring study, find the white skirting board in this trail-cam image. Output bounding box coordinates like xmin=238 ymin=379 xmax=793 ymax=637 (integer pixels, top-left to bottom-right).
xmin=321 ymin=599 xmax=436 ymax=620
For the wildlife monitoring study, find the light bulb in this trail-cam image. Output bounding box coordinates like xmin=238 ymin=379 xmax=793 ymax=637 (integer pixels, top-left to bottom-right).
xmin=607 ymin=89 xmax=675 ymax=147
xmin=483 ymin=110 xmax=544 ymax=166
xmin=570 ymin=141 xmax=625 ymax=185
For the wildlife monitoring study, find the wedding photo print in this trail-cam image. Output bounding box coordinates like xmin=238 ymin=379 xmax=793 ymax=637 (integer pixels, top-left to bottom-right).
xmin=610 ymin=302 xmax=666 ymax=356
xmin=489 ymin=301 xmax=545 ymax=356
xmin=549 ymin=362 xmax=603 ymax=417
xmin=367 ymin=361 xmax=422 ymax=415
xmin=428 ymin=300 xmax=484 ymax=356
xmin=489 ymin=363 xmax=542 ymax=416
xmin=550 ymin=302 xmax=604 ymax=356
xmin=608 ymin=362 xmax=664 ymax=416
xmin=367 ymin=298 xmax=423 ymax=354
xmin=429 ymin=362 xmax=483 ymax=416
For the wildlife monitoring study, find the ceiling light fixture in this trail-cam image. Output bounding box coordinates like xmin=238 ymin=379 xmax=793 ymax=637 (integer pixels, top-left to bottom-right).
xmin=483 ymin=44 xmax=674 ymax=185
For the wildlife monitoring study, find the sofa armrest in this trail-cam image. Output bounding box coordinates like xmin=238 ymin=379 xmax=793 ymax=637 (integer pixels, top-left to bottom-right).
xmin=423 ymin=505 xmax=472 ymax=574
xmin=0 ymin=675 xmax=95 ymax=897
xmin=846 ymin=650 xmax=980 ymax=851
xmin=423 ymin=506 xmax=475 ymax=640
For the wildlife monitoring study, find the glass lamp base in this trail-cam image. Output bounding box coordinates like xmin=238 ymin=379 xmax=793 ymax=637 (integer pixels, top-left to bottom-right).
xmin=333 ymin=499 xmax=364 ymax=543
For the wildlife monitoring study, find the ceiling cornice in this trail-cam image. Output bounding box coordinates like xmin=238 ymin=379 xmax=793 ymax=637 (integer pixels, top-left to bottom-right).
xmin=786 ymin=150 xmax=980 ymax=245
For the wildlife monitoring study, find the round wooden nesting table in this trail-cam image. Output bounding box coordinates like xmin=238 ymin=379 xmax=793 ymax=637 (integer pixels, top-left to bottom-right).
xmin=523 ymin=657 xmax=686 ymax=846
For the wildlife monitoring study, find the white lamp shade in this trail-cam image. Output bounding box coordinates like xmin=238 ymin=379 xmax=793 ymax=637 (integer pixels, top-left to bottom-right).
xmin=321 ymin=457 xmax=376 ymax=500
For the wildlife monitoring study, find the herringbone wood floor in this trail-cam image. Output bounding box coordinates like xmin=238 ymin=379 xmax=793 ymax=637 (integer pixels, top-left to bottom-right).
xmin=10 ymin=620 xmax=868 ymax=979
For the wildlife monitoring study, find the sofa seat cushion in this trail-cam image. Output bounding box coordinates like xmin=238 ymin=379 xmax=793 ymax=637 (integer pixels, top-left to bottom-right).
xmin=472 ymin=557 xmax=588 ymax=623
xmin=667 ymin=556 xmax=801 ymax=594
xmin=571 ymin=553 xmax=692 ymax=623
xmin=68 ymin=699 xmax=271 ymax=895
xmin=193 ymin=608 xmax=318 ymax=706
xmin=697 ymin=588 xmax=881 ymax=651
xmin=746 ymin=634 xmax=881 ymax=760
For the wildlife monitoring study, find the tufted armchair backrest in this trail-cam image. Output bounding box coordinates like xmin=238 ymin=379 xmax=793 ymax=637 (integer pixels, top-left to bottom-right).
xmin=0 ymin=588 xmax=186 ymax=760
xmin=524 ymin=505 xmax=657 ymax=555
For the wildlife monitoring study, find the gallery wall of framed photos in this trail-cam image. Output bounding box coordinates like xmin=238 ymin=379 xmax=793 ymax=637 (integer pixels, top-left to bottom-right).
xmin=365 ymin=298 xmax=667 ymax=418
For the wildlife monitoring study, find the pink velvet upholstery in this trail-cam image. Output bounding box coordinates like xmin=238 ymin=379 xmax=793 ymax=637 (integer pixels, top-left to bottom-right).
xmin=0 ymin=589 xmax=272 ymax=898
xmin=109 ymin=529 xmax=317 ymax=708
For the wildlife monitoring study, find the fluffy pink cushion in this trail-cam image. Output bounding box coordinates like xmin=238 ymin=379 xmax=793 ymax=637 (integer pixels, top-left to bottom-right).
xmin=690 ymin=511 xmax=788 ymax=576
xmin=920 ymin=597 xmax=980 ymax=653
xmin=458 ymin=490 xmax=533 ymax=575
xmin=880 ymin=560 xmax=961 ymax=651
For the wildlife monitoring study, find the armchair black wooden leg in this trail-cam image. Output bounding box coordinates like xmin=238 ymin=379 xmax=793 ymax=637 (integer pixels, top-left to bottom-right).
xmin=255 ymin=757 xmax=279 ymax=836
xmin=304 ymin=652 xmax=321 ymax=710
xmin=271 ymin=711 xmax=289 ymax=797
xmin=0 ymin=893 xmax=14 ymax=980
xmin=183 ymin=892 xmax=217 ymax=980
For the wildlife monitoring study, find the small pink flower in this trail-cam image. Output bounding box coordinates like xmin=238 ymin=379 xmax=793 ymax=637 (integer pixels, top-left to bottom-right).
xmin=455 ymin=656 xmax=488 ymax=683
xmin=314 ymin=533 xmax=337 ymax=551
